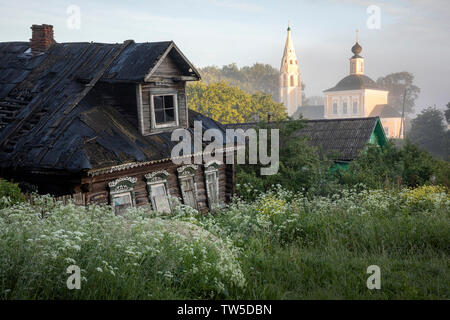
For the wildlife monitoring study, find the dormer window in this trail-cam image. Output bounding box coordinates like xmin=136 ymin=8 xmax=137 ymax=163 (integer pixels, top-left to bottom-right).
xmin=138 ymin=85 xmax=184 ymax=135
xmin=151 ymin=93 xmax=179 ymax=128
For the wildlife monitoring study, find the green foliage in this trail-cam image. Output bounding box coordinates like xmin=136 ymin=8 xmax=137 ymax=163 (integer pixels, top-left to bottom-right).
xmin=0 ymin=198 xmax=245 ymax=299
xmin=0 ymin=178 xmax=26 ymax=209
xmin=199 ymin=63 xmax=280 ymax=100
xmin=408 ymin=106 xmax=449 ymax=160
xmin=376 ymin=72 xmax=420 ymax=114
xmin=338 ymin=141 xmax=450 ymax=188
xmin=208 ymin=186 xmax=449 ymax=299
xmin=186 ymin=81 xmax=287 ymax=124
xmin=235 ymin=121 xmax=336 ymax=199
xmin=1 ymin=187 xmax=448 ymax=299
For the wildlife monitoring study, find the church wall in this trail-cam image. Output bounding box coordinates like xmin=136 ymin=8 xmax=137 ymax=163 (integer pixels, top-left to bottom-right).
xmin=380 ymin=117 xmax=403 ymax=139
xmin=324 ymin=90 xmax=364 ymax=118
xmin=363 ymin=89 xmax=389 ymax=116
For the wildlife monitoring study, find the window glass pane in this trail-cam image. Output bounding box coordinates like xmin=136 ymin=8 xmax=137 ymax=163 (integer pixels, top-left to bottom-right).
xmin=165 ymin=108 xmax=175 ymax=122
xmin=154 ymin=96 xmax=163 ymax=110
xmin=155 ymin=110 xmax=165 ymax=124
xmin=113 ymin=193 xmax=132 ymax=214
xmin=343 ymin=102 xmax=347 ymax=114
xmin=164 ymin=95 xmax=174 ymax=108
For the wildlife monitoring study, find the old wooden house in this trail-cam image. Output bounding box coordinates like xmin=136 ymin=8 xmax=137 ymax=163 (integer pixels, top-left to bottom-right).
xmin=0 ymin=24 xmax=234 ymax=213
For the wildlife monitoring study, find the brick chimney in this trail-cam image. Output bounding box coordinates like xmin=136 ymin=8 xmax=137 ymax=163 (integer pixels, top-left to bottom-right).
xmin=30 ymin=24 xmax=54 ymax=55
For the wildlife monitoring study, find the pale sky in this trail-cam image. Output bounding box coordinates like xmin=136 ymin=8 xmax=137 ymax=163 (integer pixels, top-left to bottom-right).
xmin=0 ymin=0 xmax=449 ymax=112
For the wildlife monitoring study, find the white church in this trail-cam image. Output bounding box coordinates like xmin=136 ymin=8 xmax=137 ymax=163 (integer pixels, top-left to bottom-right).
xmin=281 ymin=26 xmax=403 ymax=139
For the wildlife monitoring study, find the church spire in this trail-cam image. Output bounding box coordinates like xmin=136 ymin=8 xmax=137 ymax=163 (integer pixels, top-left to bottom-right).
xmin=280 ymin=24 xmax=302 ymax=116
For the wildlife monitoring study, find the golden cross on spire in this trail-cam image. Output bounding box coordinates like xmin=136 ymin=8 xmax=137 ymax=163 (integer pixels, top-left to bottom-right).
xmin=356 ymin=29 xmax=359 ymax=42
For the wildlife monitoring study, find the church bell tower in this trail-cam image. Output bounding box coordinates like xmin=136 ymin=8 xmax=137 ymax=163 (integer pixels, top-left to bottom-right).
xmin=280 ymin=24 xmax=302 ymax=116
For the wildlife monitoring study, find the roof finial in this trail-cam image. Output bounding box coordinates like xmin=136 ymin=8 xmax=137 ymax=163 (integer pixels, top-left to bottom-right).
xmin=356 ymin=29 xmax=359 ymax=42
xmin=287 ymin=21 xmax=291 ymax=32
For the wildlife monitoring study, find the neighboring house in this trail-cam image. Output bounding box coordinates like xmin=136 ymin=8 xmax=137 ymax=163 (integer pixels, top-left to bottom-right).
xmin=0 ymin=24 xmax=234 ymax=213
xmin=322 ymin=39 xmax=403 ymax=139
xmin=225 ymin=117 xmax=387 ymax=169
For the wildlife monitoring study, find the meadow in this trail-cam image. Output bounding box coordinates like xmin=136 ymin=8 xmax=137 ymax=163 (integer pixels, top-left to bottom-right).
xmin=0 ymin=185 xmax=448 ymax=299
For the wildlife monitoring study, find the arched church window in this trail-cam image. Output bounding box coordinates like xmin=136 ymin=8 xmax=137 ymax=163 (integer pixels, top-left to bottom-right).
xmin=290 ymin=60 xmax=293 ymax=64
xmin=290 ymin=75 xmax=294 ymax=86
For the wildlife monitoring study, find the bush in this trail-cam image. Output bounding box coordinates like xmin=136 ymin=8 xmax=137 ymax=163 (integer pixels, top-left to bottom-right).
xmin=0 ymin=178 xmax=26 ymax=209
xmin=0 ymin=198 xmax=245 ymax=299
xmin=338 ymin=141 xmax=450 ymax=189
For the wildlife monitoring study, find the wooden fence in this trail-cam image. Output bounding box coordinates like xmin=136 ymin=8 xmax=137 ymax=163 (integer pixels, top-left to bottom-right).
xmin=25 ymin=192 xmax=86 ymax=206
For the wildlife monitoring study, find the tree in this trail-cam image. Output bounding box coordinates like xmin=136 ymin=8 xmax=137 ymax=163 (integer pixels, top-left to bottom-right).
xmin=338 ymin=141 xmax=449 ymax=188
xmin=408 ymin=107 xmax=449 ymax=160
xmin=235 ymin=120 xmax=336 ymax=199
xmin=445 ymin=102 xmax=450 ymax=124
xmin=376 ymin=72 xmax=420 ymax=114
xmin=199 ymin=63 xmax=280 ymax=101
xmin=186 ymin=81 xmax=287 ymax=124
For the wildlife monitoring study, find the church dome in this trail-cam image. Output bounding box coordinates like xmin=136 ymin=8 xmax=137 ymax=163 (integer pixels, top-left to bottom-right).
xmin=324 ymin=74 xmax=382 ymax=92
xmin=351 ymin=42 xmax=362 ymax=57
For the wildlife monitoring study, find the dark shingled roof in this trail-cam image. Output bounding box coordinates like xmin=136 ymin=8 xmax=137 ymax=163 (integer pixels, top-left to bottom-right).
xmin=369 ymin=104 xmax=401 ymax=118
xmin=293 ymin=105 xmax=324 ymax=120
xmin=293 ymin=117 xmax=384 ymax=161
xmin=0 ymin=39 xmax=209 ymax=172
xmin=324 ymin=74 xmax=384 ymax=92
xmin=224 ymin=117 xmax=386 ymax=162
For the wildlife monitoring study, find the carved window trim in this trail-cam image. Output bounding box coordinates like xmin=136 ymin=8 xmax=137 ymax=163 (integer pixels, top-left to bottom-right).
xmin=145 ymin=170 xmax=171 ymax=213
xmin=177 ymin=165 xmax=199 ymax=209
xmin=108 ymin=176 xmax=138 ymax=213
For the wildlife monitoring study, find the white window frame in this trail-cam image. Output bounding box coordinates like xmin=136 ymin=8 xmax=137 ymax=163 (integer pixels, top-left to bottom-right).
xmin=150 ymin=93 xmax=179 ymax=129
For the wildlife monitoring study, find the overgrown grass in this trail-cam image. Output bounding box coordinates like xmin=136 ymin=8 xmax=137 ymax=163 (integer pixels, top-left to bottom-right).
xmin=0 ymin=185 xmax=448 ymax=299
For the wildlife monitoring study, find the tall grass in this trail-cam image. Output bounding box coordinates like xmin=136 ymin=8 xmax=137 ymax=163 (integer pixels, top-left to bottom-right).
xmin=0 ymin=185 xmax=448 ymax=299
